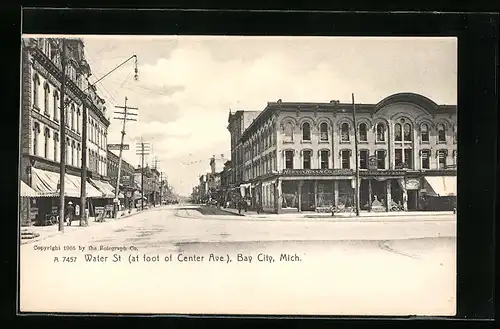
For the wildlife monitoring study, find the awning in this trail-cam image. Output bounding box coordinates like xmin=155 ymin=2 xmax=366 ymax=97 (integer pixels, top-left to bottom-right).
xmin=132 ymin=191 xmax=146 ymax=200
xmin=31 ymin=168 xmax=102 ymax=198
xmin=20 ymin=180 xmax=52 ymax=197
xmin=423 ymin=176 xmax=457 ymax=197
xmin=89 ymin=179 xmax=116 ymax=198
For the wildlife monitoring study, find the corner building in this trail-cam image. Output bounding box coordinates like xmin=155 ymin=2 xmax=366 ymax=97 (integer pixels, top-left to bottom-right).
xmin=229 ymin=93 xmax=457 ymax=214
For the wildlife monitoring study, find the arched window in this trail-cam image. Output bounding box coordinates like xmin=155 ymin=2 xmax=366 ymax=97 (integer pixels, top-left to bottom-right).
xmin=394 ymin=123 xmax=402 ymax=142
xmin=302 ymin=150 xmax=312 ymax=169
xmin=403 ymin=123 xmax=412 ymax=141
xmin=302 ymin=122 xmax=311 ymax=141
xmin=376 ymin=123 xmax=386 ymax=142
xmin=70 ymin=104 xmax=75 ymax=130
xmin=44 ymin=128 xmax=50 ymax=158
xmin=44 ymin=83 xmax=50 ymax=115
xmin=420 ymin=123 xmax=430 ymax=142
xmin=71 ymin=140 xmax=76 ymax=166
xmin=320 ymin=122 xmax=328 ymax=141
xmin=437 ymin=150 xmax=447 ymax=169
xmin=33 ymin=74 xmax=40 ymax=108
xmin=284 ymin=150 xmax=294 ymax=169
xmin=53 ymin=132 xmax=59 ymax=162
xmin=359 ymin=123 xmax=368 ymax=142
xmin=76 ymin=108 xmax=81 ymax=134
xmin=437 ymin=124 xmax=446 ymax=143
xmin=341 ymin=123 xmax=350 ymax=142
xmin=283 ymin=122 xmax=293 ymax=142
xmin=32 ymin=122 xmax=40 ymax=156
xmin=53 ymin=90 xmax=59 ymax=121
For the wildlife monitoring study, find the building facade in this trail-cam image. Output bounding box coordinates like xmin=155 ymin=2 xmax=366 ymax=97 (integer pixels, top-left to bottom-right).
xmin=20 ymin=37 xmax=113 ymax=225
xmin=229 ymin=93 xmax=457 ymax=213
xmin=107 ymin=150 xmax=137 ymax=206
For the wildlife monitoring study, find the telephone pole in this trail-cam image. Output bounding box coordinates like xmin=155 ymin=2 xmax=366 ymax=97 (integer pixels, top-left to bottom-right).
xmin=352 ymin=93 xmax=360 ymax=217
xmin=152 ymin=157 xmax=161 ymax=207
xmin=58 ymin=38 xmax=67 ymax=232
xmin=79 ymin=101 xmax=88 ymax=227
xmin=114 ymin=96 xmax=138 ymax=219
xmin=136 ymin=140 xmax=150 ymax=211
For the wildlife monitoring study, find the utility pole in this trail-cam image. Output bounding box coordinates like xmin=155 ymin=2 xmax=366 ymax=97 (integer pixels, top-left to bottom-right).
xmin=58 ymin=38 xmax=67 ymax=232
xmin=136 ymin=140 xmax=150 ymax=211
xmin=80 ymin=101 xmax=88 ymax=227
xmin=113 ymin=97 xmax=138 ymax=219
xmin=352 ymin=93 xmax=360 ymax=217
xmin=152 ymin=157 xmax=161 ymax=207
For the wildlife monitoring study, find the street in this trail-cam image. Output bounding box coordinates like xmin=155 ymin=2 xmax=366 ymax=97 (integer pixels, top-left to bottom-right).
xmin=20 ymin=205 xmax=456 ymax=316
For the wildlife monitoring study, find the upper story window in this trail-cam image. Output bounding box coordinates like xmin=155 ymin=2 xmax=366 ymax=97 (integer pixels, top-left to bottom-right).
xmin=376 ymin=150 xmax=386 ymax=169
xmin=319 ymin=122 xmax=328 ymax=141
xmin=358 ymin=123 xmax=368 ymax=142
xmin=395 ymin=121 xmax=412 ymax=142
xmin=33 ymin=74 xmax=40 ymax=109
xmin=421 ymin=149 xmax=431 ymax=169
xmin=437 ymin=150 xmax=447 ymax=169
xmin=437 ymin=124 xmax=446 ymax=143
xmin=283 ymin=122 xmax=294 ymax=142
xmin=359 ymin=150 xmax=369 ymax=169
xmin=43 ymin=83 xmax=50 ymax=115
xmin=376 ymin=123 xmax=386 ymax=142
xmin=302 ymin=150 xmax=312 ymax=169
xmin=53 ymin=90 xmax=59 ymax=122
xmin=395 ymin=123 xmax=402 ymax=142
xmin=302 ymin=122 xmax=311 ymax=141
xmin=32 ymin=122 xmax=40 ymax=156
xmin=341 ymin=150 xmax=351 ymax=169
xmin=453 ymin=125 xmax=457 ymax=144
xmin=420 ymin=123 xmax=430 ymax=142
xmin=403 ymin=123 xmax=412 ymax=141
xmin=285 ymin=150 xmax=294 ymax=169
xmin=44 ymin=128 xmax=50 ymax=159
xmin=341 ymin=123 xmax=350 ymax=142
xmin=320 ymin=150 xmax=329 ymax=169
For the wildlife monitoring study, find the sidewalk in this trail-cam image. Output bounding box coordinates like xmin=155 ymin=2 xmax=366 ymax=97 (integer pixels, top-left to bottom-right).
xmin=217 ymin=206 xmax=455 ymax=220
xmin=20 ymin=205 xmax=166 ymax=245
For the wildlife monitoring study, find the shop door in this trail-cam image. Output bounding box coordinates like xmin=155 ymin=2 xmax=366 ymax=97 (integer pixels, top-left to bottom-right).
xmin=301 ymin=182 xmax=315 ymax=211
xmin=407 ymin=190 xmax=419 ymax=211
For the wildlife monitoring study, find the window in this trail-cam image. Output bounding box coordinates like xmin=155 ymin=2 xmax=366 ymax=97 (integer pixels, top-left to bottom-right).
xmin=359 ymin=150 xmax=369 ymax=169
xmin=53 ymin=132 xmax=59 ymax=162
xmin=302 ymin=122 xmax=311 ymax=141
xmin=283 ymin=122 xmax=293 ymax=142
xmin=33 ymin=74 xmax=39 ymax=108
xmin=303 ymin=150 xmax=312 ymax=169
xmin=438 ymin=150 xmax=447 ymax=169
xmin=421 ymin=150 xmax=430 ymax=169
xmin=65 ymin=103 xmax=70 ymax=127
xmin=394 ymin=148 xmax=413 ymax=169
xmin=320 ymin=122 xmax=328 ymax=141
xmin=285 ymin=150 xmax=294 ymax=169
xmin=395 ymin=149 xmax=403 ymax=168
xmin=376 ymin=123 xmax=386 ymax=142
xmin=44 ymin=83 xmax=50 ymax=115
xmin=394 ymin=123 xmax=402 ymax=142
xmin=404 ymin=149 xmax=413 ymax=168
xmin=341 ymin=123 xmax=350 ymax=142
xmin=77 ymin=108 xmax=80 ymax=134
xmin=341 ymin=150 xmax=350 ymax=169
xmin=420 ymin=123 xmax=430 ymax=142
xmin=403 ymin=123 xmax=412 ymax=141
xmin=71 ymin=141 xmax=76 ymax=166
xmin=53 ymin=91 xmax=59 ymax=121
xmin=437 ymin=124 xmax=446 ymax=143
xmin=44 ymin=128 xmax=50 ymax=158
xmin=32 ymin=122 xmax=40 ymax=156
xmin=320 ymin=150 xmax=329 ymax=169
xmin=453 ymin=125 xmax=457 ymax=144
xmin=359 ymin=123 xmax=368 ymax=142
xmin=70 ymin=105 xmax=75 ymax=130
xmin=376 ymin=150 xmax=386 ymax=169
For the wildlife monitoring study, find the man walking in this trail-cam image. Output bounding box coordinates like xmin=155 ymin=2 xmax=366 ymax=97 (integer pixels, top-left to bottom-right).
xmin=66 ymin=202 xmax=75 ymax=226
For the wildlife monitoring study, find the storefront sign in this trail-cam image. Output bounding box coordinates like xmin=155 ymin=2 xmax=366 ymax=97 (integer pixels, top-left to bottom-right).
xmin=368 ymin=156 xmax=378 ymax=170
xmin=95 ymin=206 xmax=105 ymax=214
xmin=361 ymin=170 xmax=407 ymax=177
xmin=108 ymin=144 xmax=129 ymax=150
xmin=406 ymin=178 xmax=420 ymax=190
xmin=282 ymin=169 xmax=353 ymax=176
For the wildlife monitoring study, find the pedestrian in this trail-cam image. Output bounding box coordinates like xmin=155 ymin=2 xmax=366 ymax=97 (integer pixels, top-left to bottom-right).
xmin=237 ymin=198 xmax=242 ymax=215
xmin=66 ymin=202 xmax=75 ymax=226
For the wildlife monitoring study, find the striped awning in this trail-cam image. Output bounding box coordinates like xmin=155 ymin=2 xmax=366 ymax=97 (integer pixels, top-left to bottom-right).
xmin=31 ymin=168 xmax=102 ymax=198
xmin=20 ymin=180 xmax=51 ymax=197
xmin=89 ymin=178 xmax=115 ymax=198
xmin=424 ymin=176 xmax=457 ymax=197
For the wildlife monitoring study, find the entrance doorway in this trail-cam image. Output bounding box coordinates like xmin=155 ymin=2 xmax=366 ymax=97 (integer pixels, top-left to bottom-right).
xmin=301 ymin=181 xmax=315 ymax=211
xmin=407 ymin=190 xmax=419 ymax=211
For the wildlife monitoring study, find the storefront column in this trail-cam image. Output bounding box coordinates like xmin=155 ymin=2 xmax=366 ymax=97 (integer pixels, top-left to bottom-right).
xmin=385 ymin=180 xmax=391 ymax=212
xmin=334 ymin=180 xmax=339 ymax=206
xmin=314 ymin=180 xmax=318 ymax=209
xmin=368 ymin=179 xmax=373 ymax=212
xmin=402 ymin=177 xmax=408 ymax=211
xmin=297 ymin=180 xmax=302 ymax=212
xmin=276 ymin=179 xmax=282 ymax=214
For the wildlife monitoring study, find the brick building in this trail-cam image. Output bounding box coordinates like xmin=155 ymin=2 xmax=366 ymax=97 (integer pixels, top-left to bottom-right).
xmin=228 ymin=93 xmax=457 ymax=213
xmin=19 ymin=37 xmax=113 ymax=225
xmin=107 ymin=150 xmax=137 ymax=206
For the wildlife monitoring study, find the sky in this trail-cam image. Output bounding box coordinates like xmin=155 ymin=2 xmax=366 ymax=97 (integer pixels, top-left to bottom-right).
xmin=55 ymin=36 xmax=456 ymax=196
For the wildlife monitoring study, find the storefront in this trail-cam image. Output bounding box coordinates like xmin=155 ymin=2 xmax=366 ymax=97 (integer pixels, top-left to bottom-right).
xmin=421 ymin=175 xmax=457 ymax=211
